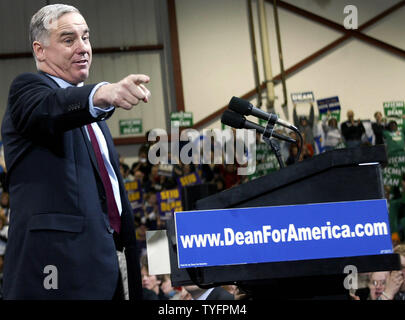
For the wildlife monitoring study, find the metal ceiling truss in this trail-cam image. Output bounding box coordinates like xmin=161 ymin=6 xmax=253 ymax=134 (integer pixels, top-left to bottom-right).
xmin=191 ymin=0 xmax=405 ymax=131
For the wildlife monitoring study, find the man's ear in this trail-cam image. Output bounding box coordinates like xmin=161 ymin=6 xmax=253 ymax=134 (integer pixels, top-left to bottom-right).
xmin=32 ymin=41 xmax=45 ymax=62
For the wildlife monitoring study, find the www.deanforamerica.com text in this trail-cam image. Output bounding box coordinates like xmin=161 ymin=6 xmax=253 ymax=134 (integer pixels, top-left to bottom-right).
xmin=179 ymin=221 xmax=389 ymax=250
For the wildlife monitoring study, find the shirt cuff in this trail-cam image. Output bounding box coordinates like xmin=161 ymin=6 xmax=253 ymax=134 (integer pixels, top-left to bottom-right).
xmin=88 ymin=82 xmax=115 ymax=118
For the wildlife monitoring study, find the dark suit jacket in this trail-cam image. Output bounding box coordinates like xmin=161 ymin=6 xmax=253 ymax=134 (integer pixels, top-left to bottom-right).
xmin=1 ymin=72 xmax=142 ymax=300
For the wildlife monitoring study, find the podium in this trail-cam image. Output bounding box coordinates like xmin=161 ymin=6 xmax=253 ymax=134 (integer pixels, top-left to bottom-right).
xmin=166 ymin=146 xmax=401 ymax=299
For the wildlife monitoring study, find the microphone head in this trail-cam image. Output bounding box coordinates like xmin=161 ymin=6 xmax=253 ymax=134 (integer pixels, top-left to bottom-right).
xmin=221 ymin=110 xmax=245 ymax=129
xmin=228 ymin=96 xmax=252 ymax=116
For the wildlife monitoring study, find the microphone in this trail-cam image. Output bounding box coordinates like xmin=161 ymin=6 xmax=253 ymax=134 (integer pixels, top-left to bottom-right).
xmin=221 ymin=110 xmax=296 ymax=144
xmin=229 ymin=96 xmax=298 ymax=131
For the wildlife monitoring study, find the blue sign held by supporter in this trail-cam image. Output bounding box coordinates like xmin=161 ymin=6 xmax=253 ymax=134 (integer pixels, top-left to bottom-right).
xmin=177 ymin=171 xmax=202 ymax=188
xmin=157 ymin=188 xmax=182 ymax=219
xmin=175 ymin=199 xmax=392 ymax=268
xmin=317 ymin=96 xmax=341 ymax=114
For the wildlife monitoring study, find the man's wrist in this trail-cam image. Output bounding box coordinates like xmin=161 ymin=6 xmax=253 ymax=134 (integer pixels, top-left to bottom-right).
xmin=89 ymin=82 xmax=114 ymax=119
xmin=92 ymin=82 xmax=112 ymax=108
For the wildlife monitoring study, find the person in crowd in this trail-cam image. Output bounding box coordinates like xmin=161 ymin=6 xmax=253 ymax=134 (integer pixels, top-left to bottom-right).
xmin=340 ymin=110 xmax=365 ymax=148
xmin=299 ymin=132 xmax=314 ymax=158
xmin=383 ymin=120 xmax=405 ymax=158
xmin=293 ymin=103 xmax=315 ymax=148
xmin=140 ymin=130 xmax=154 ymax=155
xmin=119 ymin=162 xmax=132 ymax=183
xmin=133 ymin=169 xmax=145 ymax=184
xmin=285 ymin=137 xmax=312 ymax=166
xmin=0 ymin=192 xmax=10 ymax=222
xmin=141 ymin=192 xmax=163 ymax=230
xmin=160 ymin=274 xmax=183 ymax=300
xmin=367 ymin=271 xmax=390 ymax=300
xmin=0 ymin=150 xmax=7 ymax=194
xmin=135 ymin=222 xmax=148 ymax=258
xmin=376 ymin=244 xmax=405 ymax=300
xmin=131 ymin=147 xmax=152 ymax=184
xmin=388 ymin=173 xmax=405 ymax=243
xmin=1 ymin=4 xmax=151 ymax=299
xmin=184 ymin=285 xmax=234 ymax=300
xmin=144 ymin=165 xmax=163 ymax=193
xmin=286 ymin=144 xmax=299 ymax=166
xmin=322 ymin=114 xmax=343 ymax=151
xmin=140 ymin=255 xmax=169 ymax=300
xmin=0 ymin=210 xmax=7 ymax=299
xmin=212 ymin=176 xmax=226 ymax=193
xmin=218 ymin=164 xmax=240 ymax=189
xmin=372 ymin=111 xmax=386 ymax=145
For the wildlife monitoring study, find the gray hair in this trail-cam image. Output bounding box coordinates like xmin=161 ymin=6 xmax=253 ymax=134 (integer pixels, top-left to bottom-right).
xmin=30 ymin=4 xmax=80 ymax=46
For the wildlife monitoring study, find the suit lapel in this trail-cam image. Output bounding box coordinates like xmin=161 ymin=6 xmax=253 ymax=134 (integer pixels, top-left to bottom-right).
xmin=39 ymin=70 xmax=106 ymax=192
xmin=97 ymin=121 xmax=120 ymax=174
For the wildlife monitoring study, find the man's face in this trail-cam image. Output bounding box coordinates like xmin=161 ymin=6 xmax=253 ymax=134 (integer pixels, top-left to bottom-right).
xmin=347 ymin=111 xmax=354 ymax=121
xmin=375 ymin=112 xmax=383 ymax=122
xmin=35 ymin=12 xmax=92 ymax=84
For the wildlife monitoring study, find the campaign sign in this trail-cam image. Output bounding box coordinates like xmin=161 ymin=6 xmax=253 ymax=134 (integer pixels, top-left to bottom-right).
xmin=384 ymin=101 xmax=405 ymax=130
xmin=175 ymin=199 xmax=392 ymax=268
xmin=291 ymin=91 xmax=314 ymax=103
xmin=317 ymin=96 xmax=341 ymax=122
xmin=317 ymin=96 xmax=340 ymax=112
xmin=157 ymin=188 xmax=182 ymax=219
xmin=125 ymin=180 xmax=143 ymax=212
xmin=177 ymin=172 xmax=202 ymax=188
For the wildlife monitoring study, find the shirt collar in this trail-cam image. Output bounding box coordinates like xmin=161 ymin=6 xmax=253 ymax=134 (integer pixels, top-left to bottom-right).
xmin=45 ymin=73 xmax=84 ymax=88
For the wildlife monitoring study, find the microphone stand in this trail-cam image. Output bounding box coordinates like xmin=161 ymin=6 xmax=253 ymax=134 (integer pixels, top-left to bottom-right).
xmin=262 ymin=121 xmax=285 ymax=169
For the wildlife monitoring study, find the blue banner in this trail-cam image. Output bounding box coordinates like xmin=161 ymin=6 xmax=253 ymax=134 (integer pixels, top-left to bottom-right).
xmin=157 ymin=188 xmax=182 ymax=219
xmin=177 ymin=171 xmax=202 ymax=188
xmin=317 ymin=96 xmax=341 ymax=113
xmin=175 ymin=199 xmax=392 ymax=268
xmin=124 ymin=180 xmax=143 ymax=213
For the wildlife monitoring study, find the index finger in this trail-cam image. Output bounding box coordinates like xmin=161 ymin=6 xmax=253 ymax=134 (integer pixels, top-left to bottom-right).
xmin=129 ymin=74 xmax=150 ymax=85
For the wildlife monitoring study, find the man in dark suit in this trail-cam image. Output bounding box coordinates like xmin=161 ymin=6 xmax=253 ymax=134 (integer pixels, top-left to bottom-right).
xmin=1 ymin=4 xmax=151 ymax=299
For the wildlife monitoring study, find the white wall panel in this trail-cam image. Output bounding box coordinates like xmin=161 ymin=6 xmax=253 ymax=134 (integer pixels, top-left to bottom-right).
xmin=176 ymin=0 xmax=341 ymax=124
xmin=87 ymin=52 xmax=167 ymax=138
xmin=283 ymin=0 xmax=401 ymax=25
xmin=0 ymin=0 xmax=45 ymax=54
xmin=57 ymin=0 xmax=159 ymax=47
xmin=175 ymin=0 xmax=405 ymax=128
xmin=365 ymin=5 xmax=405 ymax=51
xmin=0 ymin=58 xmax=37 ymax=121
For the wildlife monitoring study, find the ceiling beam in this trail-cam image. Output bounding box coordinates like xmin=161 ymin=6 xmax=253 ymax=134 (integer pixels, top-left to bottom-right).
xmin=271 ymin=0 xmax=405 ymax=59
xmin=113 ymin=0 xmax=405 ymax=144
xmin=0 ymin=44 xmax=164 ymax=60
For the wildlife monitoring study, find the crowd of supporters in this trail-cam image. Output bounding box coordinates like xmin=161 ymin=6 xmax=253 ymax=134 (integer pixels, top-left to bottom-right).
xmin=0 ymin=105 xmax=405 ymax=300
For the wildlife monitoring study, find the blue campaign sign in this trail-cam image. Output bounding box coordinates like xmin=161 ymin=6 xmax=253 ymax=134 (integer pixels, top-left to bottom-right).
xmin=174 ymin=199 xmax=393 ymax=268
xmin=317 ymin=96 xmax=341 ymax=114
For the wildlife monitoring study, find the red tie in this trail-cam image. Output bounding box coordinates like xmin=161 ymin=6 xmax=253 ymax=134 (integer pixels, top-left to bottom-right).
xmin=86 ymin=124 xmax=121 ymax=233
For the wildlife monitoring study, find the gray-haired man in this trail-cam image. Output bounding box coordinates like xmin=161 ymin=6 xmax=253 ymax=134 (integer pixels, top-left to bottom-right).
xmin=1 ymin=4 xmax=150 ymax=299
